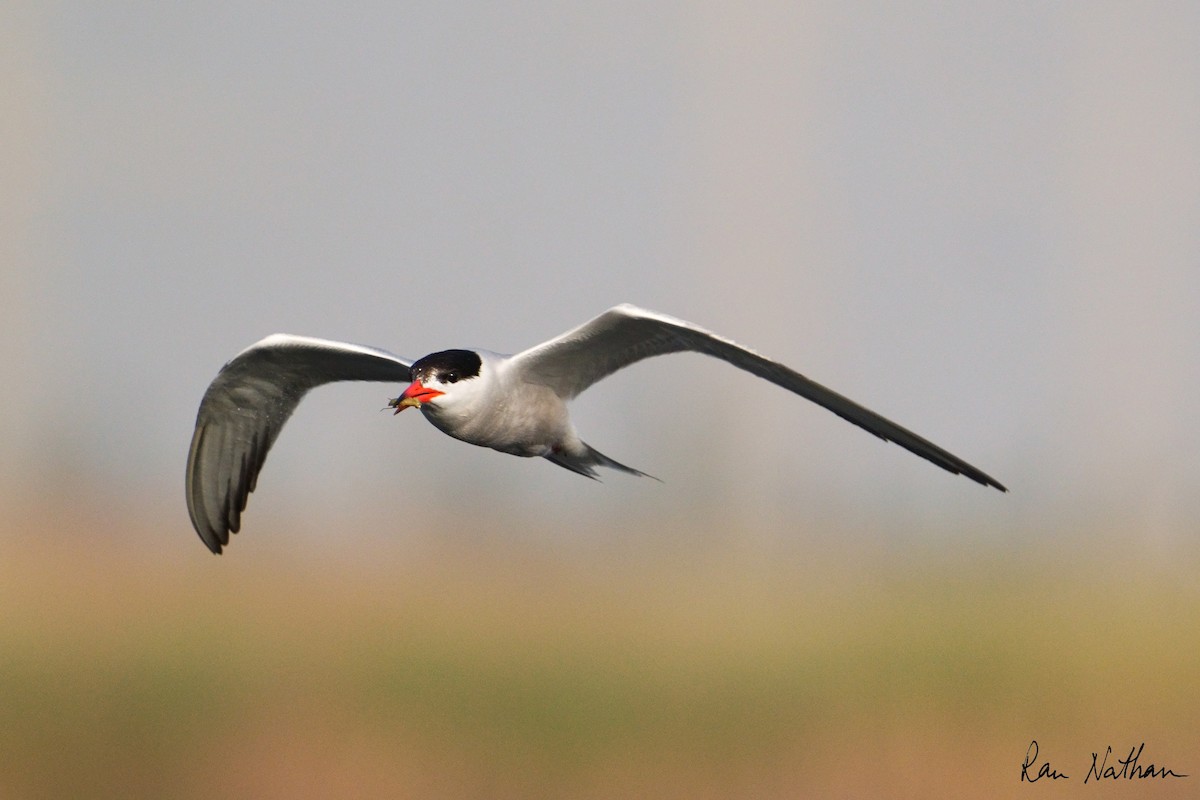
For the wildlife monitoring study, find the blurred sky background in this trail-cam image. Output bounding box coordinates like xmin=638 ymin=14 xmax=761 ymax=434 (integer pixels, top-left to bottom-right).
xmin=2 ymin=2 xmax=1198 ymax=551
xmin=4 ymin=4 xmax=1200 ymax=797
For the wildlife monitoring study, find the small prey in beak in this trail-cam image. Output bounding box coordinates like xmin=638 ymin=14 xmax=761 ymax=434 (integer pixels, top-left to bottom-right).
xmin=387 ymin=379 xmax=444 ymax=414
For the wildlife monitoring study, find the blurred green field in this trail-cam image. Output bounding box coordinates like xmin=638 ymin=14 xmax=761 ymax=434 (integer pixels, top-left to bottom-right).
xmin=2 ymin=506 xmax=1197 ymax=799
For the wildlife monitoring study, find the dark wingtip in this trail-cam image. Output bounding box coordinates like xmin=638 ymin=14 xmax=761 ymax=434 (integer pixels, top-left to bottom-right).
xmin=971 ymin=472 xmax=1007 ymax=493
xmin=195 ymin=523 xmax=225 ymax=554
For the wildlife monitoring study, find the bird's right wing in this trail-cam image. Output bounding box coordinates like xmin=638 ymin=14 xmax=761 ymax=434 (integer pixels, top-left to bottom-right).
xmin=509 ymin=305 xmax=1006 ymax=492
xmin=186 ymin=334 xmax=412 ymax=554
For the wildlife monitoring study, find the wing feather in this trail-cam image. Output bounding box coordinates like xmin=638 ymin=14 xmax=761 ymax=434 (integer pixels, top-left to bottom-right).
xmin=509 ymin=305 xmax=1006 ymax=492
xmin=186 ymin=334 xmax=412 ymax=553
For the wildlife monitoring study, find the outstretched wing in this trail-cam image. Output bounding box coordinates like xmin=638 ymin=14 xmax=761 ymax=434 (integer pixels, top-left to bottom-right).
xmin=508 ymin=304 xmax=1006 ymax=491
xmin=186 ymin=334 xmax=412 ymax=553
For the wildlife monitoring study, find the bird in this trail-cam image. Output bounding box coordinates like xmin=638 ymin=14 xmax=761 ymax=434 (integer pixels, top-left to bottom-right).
xmin=186 ymin=304 xmax=1005 ymax=553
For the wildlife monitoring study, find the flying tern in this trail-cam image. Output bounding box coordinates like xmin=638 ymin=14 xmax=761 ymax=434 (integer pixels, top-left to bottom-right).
xmin=186 ymin=304 xmax=1005 ymax=553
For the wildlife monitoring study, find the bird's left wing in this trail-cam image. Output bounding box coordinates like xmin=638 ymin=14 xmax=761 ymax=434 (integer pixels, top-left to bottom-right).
xmin=186 ymin=334 xmax=412 ymax=553
xmin=508 ymin=304 xmax=1006 ymax=491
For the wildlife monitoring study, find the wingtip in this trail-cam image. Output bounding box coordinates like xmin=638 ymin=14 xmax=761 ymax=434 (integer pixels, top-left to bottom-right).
xmin=195 ymin=525 xmax=227 ymax=554
xmin=974 ymin=473 xmax=1008 ymax=493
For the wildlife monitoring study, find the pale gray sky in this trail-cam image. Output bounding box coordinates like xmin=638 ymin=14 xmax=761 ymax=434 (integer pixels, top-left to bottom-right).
xmin=4 ymin=3 xmax=1198 ymax=548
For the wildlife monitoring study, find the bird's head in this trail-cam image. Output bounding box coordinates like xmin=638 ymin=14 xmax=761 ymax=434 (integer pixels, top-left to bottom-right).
xmin=388 ymin=349 xmax=484 ymax=414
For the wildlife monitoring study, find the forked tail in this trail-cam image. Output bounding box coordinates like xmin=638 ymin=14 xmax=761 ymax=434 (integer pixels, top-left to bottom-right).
xmin=544 ymin=442 xmax=659 ymax=481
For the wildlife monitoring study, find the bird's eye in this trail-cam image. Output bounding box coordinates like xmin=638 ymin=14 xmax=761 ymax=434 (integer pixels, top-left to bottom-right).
xmin=443 ymin=372 xmax=458 ymax=384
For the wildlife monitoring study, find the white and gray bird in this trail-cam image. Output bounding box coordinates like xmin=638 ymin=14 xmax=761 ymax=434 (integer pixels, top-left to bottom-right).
xmin=186 ymin=304 xmax=1005 ymax=553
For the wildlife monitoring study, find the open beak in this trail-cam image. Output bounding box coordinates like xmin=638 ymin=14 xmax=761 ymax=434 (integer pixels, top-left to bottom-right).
xmin=387 ymin=380 xmax=444 ymax=414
